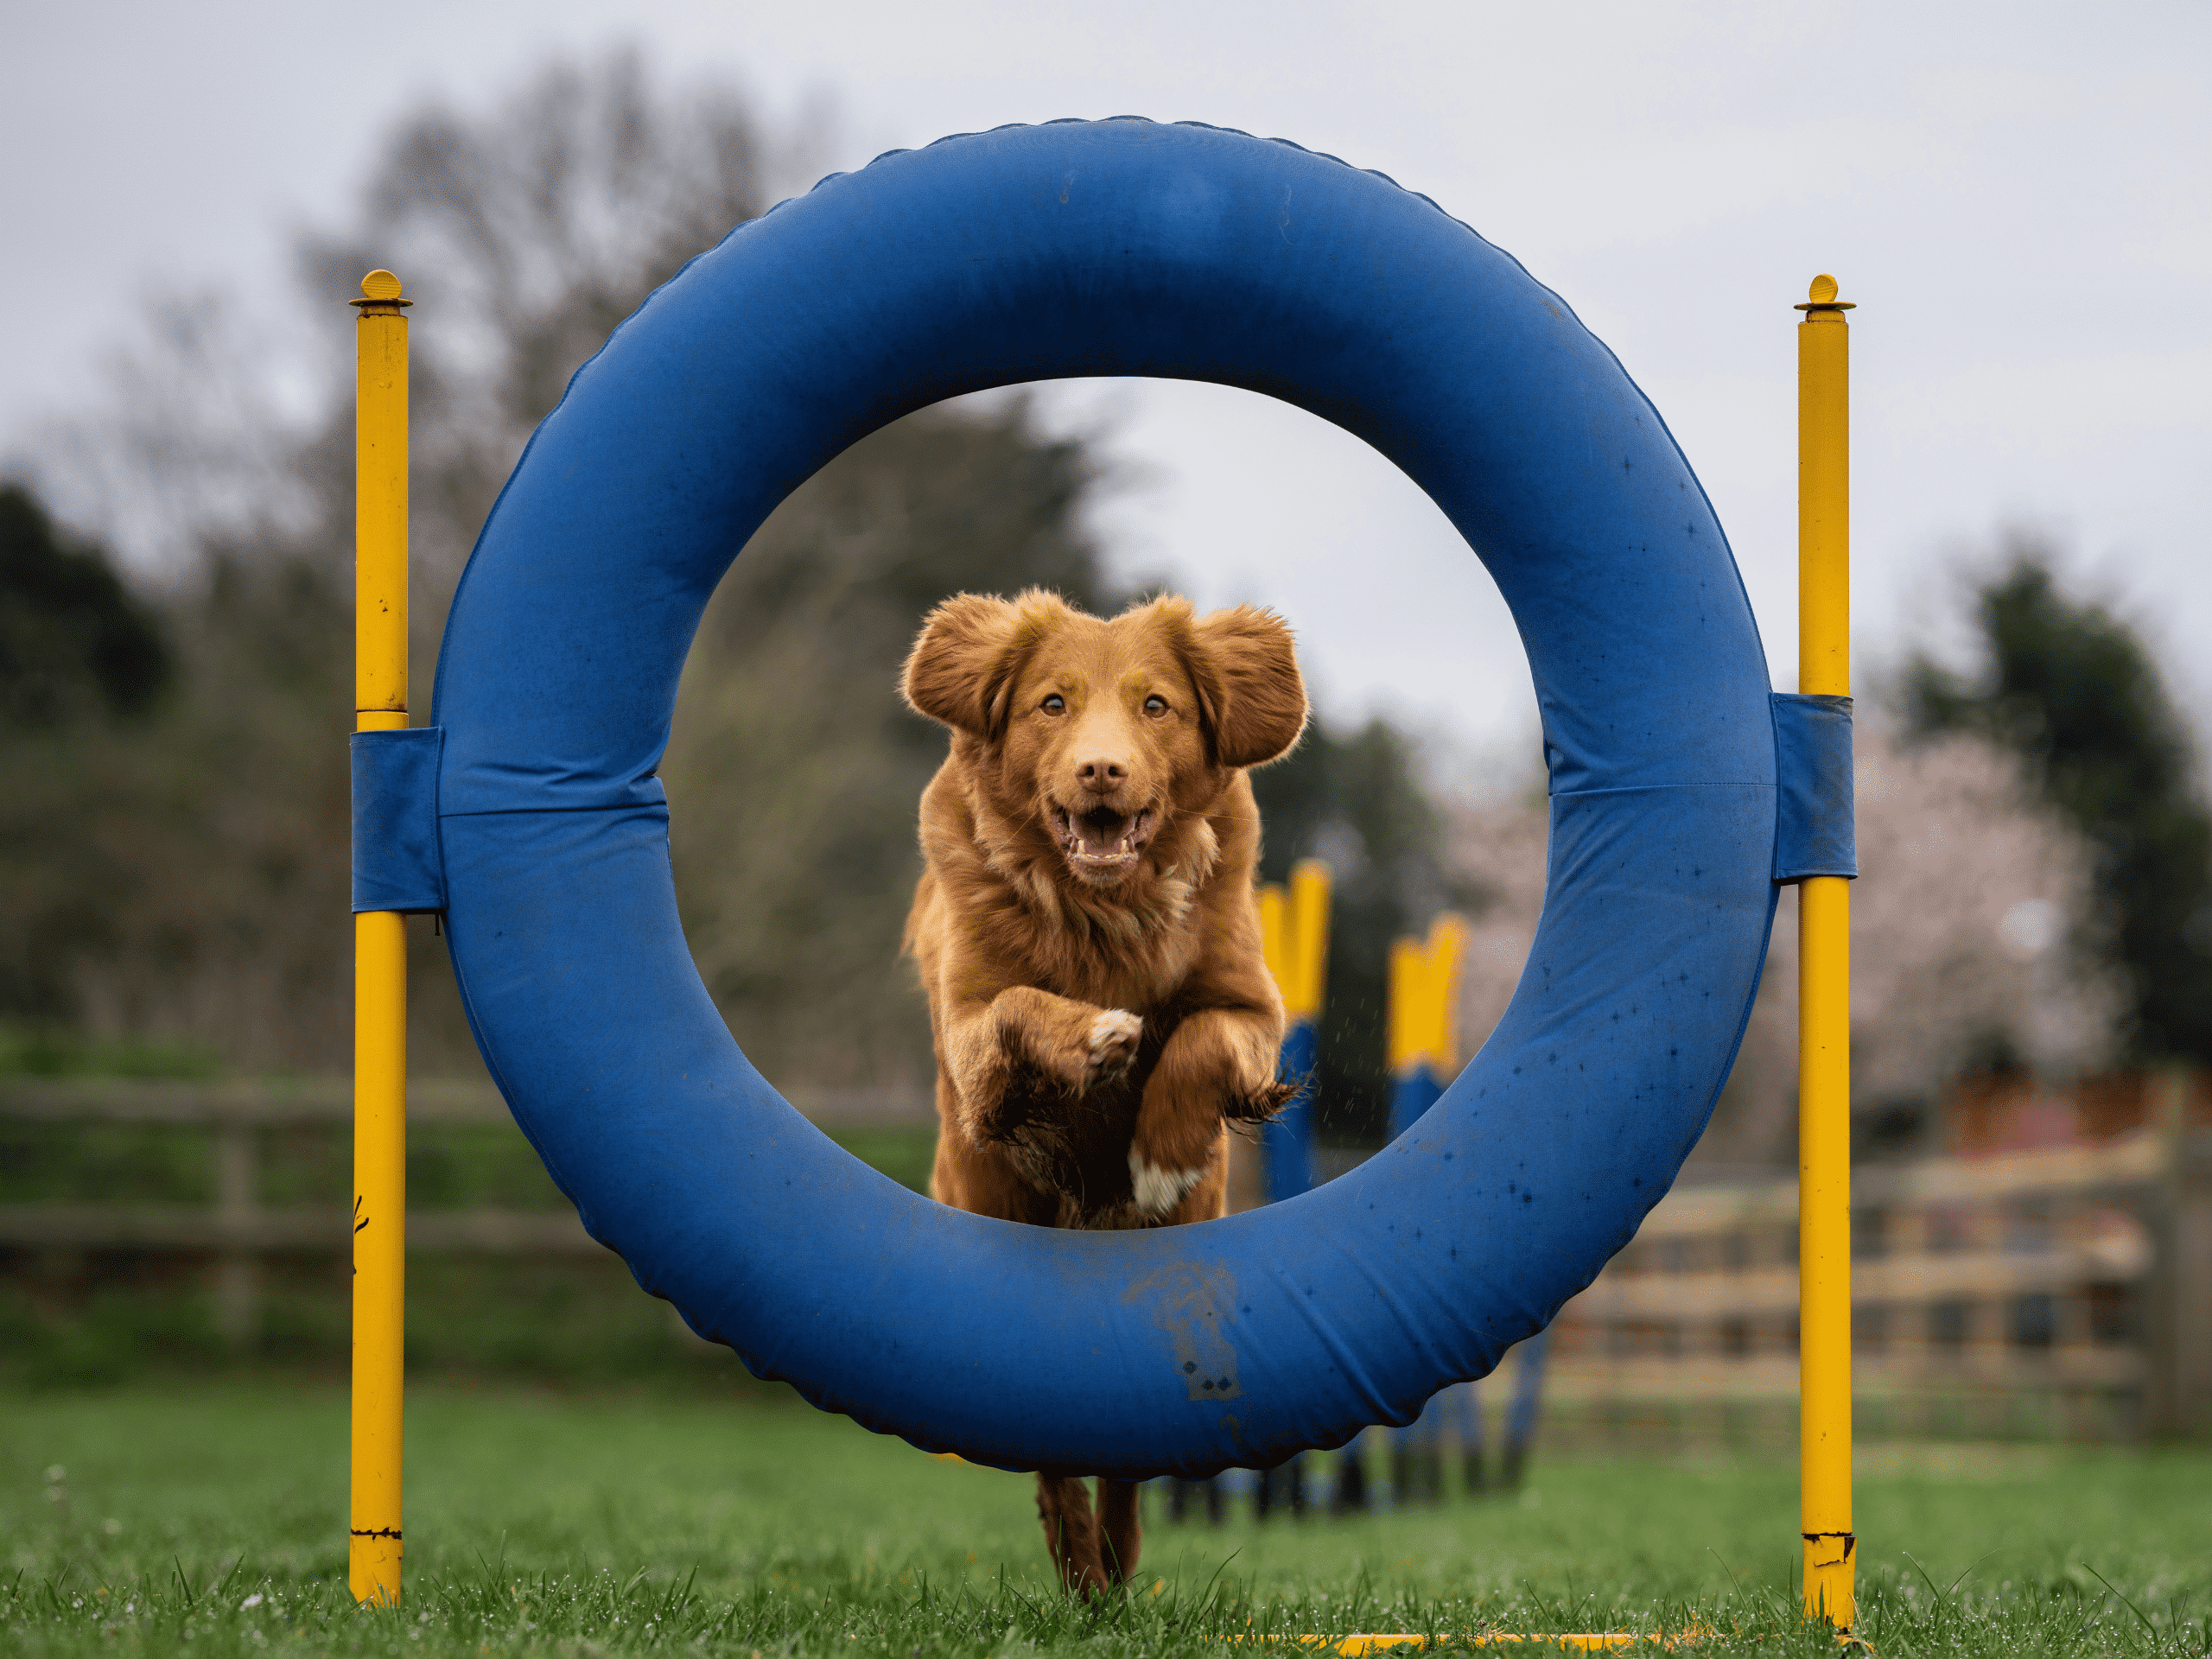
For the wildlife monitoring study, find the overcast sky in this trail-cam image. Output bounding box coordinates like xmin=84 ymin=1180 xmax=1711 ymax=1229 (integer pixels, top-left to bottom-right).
xmin=6 ymin=0 xmax=2208 ymax=773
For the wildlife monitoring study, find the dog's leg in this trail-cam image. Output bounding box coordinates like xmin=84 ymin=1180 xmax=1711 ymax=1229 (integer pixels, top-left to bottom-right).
xmin=944 ymin=987 xmax=1141 ymax=1144
xmin=1036 ymin=1472 xmax=1109 ymax=1596
xmin=1096 ymin=1478 xmax=1143 ymax=1585
xmin=1161 ymin=1143 xmax=1230 ymax=1224
xmin=1128 ymin=1007 xmax=1290 ymax=1220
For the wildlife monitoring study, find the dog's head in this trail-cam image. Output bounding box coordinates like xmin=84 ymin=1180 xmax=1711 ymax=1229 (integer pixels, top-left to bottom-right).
xmin=902 ymin=589 xmax=1307 ymax=888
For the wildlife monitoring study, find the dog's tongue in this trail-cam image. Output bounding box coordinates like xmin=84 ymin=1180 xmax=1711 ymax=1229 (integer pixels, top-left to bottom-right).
xmin=1056 ymin=804 xmax=1152 ymax=864
xmin=1077 ymin=811 xmax=1129 ymax=856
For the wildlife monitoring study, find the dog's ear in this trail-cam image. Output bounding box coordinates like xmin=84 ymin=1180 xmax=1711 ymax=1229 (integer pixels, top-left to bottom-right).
xmin=1183 ymin=604 xmax=1308 ymax=769
xmin=901 ymin=590 xmax=1067 ymax=739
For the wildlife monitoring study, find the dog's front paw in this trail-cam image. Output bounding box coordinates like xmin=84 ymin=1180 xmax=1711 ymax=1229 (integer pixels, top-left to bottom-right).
xmin=1084 ymin=1009 xmax=1142 ymax=1088
xmin=1128 ymin=1149 xmax=1207 ymax=1219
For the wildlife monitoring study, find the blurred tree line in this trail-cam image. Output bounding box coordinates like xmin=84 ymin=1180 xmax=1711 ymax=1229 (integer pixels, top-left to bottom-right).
xmin=2 ymin=51 xmax=1465 ymax=1139
xmin=1446 ymin=540 xmax=2212 ymax=1171
xmin=1904 ymin=538 xmax=2212 ymax=1067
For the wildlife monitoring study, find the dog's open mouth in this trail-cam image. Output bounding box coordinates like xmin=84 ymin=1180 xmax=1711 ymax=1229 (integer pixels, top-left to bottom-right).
xmin=1050 ymin=804 xmax=1156 ymax=874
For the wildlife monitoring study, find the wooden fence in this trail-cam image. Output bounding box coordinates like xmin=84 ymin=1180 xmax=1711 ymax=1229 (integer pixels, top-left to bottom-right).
xmin=0 ymin=1077 xmax=930 ymax=1344
xmin=1545 ymin=1102 xmax=2212 ymax=1440
xmin=8 ymin=1076 xmax=2209 ymax=1436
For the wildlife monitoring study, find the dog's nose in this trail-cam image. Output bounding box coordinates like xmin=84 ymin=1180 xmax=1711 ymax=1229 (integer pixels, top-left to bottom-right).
xmin=1077 ymin=757 xmax=1128 ymax=793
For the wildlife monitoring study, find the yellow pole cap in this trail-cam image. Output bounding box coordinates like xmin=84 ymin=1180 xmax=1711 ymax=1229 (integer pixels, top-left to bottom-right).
xmin=1795 ymin=273 xmax=1855 ymax=313
xmin=353 ymin=270 xmax=412 ymax=309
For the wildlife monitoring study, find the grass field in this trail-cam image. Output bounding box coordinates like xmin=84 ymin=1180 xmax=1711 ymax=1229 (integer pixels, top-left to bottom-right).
xmin=5 ymin=1384 xmax=2209 ymax=1656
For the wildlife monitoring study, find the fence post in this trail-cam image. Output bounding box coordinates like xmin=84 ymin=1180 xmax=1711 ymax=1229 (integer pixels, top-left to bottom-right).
xmin=2181 ymin=1114 xmax=2212 ymax=1435
xmin=2146 ymin=1067 xmax=2212 ymax=1435
xmin=1796 ymin=273 xmax=1854 ymax=1630
xmin=213 ymin=1112 xmax=258 ymax=1346
xmin=351 ymin=268 xmax=410 ymax=1608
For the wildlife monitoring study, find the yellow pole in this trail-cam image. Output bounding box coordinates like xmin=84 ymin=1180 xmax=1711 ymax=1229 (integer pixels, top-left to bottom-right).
xmin=1796 ymin=272 xmax=1853 ymax=1629
xmin=1286 ymin=858 xmax=1332 ymax=1020
xmin=1387 ymin=916 xmax=1468 ymax=1082
xmin=1258 ymin=859 xmax=1333 ymax=1020
xmin=350 ymin=268 xmax=410 ymax=1607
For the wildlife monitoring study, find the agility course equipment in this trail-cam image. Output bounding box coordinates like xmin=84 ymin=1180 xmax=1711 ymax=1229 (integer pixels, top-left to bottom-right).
xmin=1796 ymin=271 xmax=1858 ymax=1623
xmin=348 ymin=268 xmax=409 ymax=1607
xmin=1257 ymin=859 xmax=1332 ymax=1202
xmin=1237 ymin=858 xmax=1336 ymax=1516
xmin=346 ymin=118 xmax=1857 ymax=1629
xmin=1382 ymin=911 xmax=1552 ymax=1503
xmin=1389 ymin=913 xmax=1469 ymax=1142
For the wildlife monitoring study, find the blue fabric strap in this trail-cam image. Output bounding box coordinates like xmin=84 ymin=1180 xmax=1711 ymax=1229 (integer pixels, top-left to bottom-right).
xmin=1771 ymin=693 xmax=1856 ymax=882
xmin=351 ymin=726 xmax=447 ymax=913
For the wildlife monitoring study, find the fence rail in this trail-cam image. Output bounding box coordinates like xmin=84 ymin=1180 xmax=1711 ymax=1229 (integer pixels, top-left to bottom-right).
xmin=1547 ymin=1118 xmax=2212 ymax=1439
xmin=1 ymin=1077 xmax=931 ymax=1344
xmin=9 ymin=1077 xmax=2209 ymax=1437
xmin=0 ymin=1202 xmax=600 ymax=1255
xmin=0 ymin=1077 xmax=933 ymax=1125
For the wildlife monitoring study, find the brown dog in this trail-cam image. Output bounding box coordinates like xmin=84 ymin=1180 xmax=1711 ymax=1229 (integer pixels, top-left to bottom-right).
xmin=900 ymin=588 xmax=1308 ymax=1594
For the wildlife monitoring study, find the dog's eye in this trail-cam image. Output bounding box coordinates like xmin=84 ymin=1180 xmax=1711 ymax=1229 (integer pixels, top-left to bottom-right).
xmin=1144 ymin=696 xmax=1169 ymax=717
xmin=1040 ymin=695 xmax=1065 ymax=715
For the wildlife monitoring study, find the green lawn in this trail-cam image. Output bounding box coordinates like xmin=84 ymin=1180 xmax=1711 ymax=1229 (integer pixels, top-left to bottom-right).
xmin=4 ymin=1383 xmax=2208 ymax=1656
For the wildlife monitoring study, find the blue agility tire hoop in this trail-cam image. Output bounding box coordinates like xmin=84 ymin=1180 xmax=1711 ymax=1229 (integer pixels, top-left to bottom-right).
xmin=430 ymin=118 xmax=1778 ymax=1478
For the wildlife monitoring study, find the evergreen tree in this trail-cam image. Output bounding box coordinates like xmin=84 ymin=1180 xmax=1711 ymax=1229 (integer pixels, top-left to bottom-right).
xmin=0 ymin=486 xmax=168 ymax=727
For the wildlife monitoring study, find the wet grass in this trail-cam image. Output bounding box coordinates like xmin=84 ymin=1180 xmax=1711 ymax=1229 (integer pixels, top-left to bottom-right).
xmin=4 ymin=1382 xmax=2209 ymax=1655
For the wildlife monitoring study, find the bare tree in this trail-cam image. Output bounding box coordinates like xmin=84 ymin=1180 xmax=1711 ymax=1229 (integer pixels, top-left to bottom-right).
xmin=300 ymin=47 xmax=800 ymax=604
xmin=1 ymin=52 xmax=1138 ymax=1090
xmin=23 ymin=48 xmax=798 ymax=601
xmin=21 ymin=294 xmax=322 ymax=582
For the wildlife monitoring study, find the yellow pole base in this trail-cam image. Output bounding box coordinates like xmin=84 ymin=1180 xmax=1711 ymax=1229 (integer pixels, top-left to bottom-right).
xmin=1803 ymin=1534 xmax=1855 ymax=1631
xmin=348 ymin=1534 xmax=403 ymax=1609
